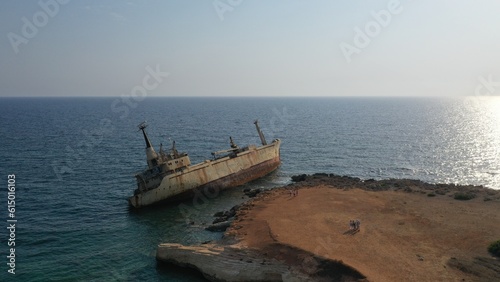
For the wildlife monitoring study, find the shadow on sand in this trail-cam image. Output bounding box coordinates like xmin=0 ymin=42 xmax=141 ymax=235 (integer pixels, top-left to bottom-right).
xmin=343 ymin=229 xmax=360 ymax=236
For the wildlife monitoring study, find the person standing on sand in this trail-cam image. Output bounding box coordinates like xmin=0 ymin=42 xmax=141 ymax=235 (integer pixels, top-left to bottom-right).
xmin=355 ymin=219 xmax=360 ymax=230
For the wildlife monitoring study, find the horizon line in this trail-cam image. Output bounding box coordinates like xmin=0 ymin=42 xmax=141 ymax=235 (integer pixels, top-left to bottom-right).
xmin=0 ymin=94 xmax=482 ymax=99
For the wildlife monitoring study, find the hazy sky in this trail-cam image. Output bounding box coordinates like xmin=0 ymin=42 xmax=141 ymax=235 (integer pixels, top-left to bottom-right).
xmin=1 ymin=0 xmax=499 ymax=97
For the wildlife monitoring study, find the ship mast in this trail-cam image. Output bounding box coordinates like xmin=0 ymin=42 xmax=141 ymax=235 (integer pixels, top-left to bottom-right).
xmin=138 ymin=122 xmax=158 ymax=168
xmin=254 ymin=120 xmax=267 ymax=145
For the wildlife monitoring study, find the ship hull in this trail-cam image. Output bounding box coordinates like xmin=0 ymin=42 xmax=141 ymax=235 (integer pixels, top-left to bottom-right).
xmin=129 ymin=140 xmax=280 ymax=208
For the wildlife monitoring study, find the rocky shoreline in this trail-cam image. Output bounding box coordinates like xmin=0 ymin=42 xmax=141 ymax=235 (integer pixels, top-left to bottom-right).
xmin=288 ymin=173 xmax=497 ymax=199
xmin=156 ymin=174 xmax=500 ymax=281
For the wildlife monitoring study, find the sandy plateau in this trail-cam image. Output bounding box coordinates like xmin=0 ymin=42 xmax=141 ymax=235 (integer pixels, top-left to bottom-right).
xmin=225 ymin=175 xmax=500 ymax=281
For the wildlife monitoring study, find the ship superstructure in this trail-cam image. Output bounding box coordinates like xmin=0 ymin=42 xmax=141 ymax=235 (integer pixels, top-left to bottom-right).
xmin=129 ymin=121 xmax=281 ymax=208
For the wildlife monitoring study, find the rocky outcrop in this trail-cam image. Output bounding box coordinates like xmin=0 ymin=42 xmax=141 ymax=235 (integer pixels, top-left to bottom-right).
xmin=447 ymin=256 xmax=500 ymax=281
xmin=244 ymin=188 xmax=262 ymax=198
xmin=291 ymin=174 xmax=307 ymax=182
xmin=205 ymin=221 xmax=231 ymax=232
xmin=157 ymin=174 xmax=499 ymax=281
xmin=206 ymin=205 xmax=240 ymax=232
xmin=288 ymin=173 xmax=498 ymax=200
xmin=156 ymin=243 xmax=309 ymax=282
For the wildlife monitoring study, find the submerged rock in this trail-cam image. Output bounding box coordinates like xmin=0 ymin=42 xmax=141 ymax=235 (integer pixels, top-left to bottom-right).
xmin=211 ymin=204 xmax=241 ymax=228
xmin=244 ymin=188 xmax=262 ymax=198
xmin=205 ymin=221 xmax=231 ymax=232
xmin=291 ymin=174 xmax=307 ymax=182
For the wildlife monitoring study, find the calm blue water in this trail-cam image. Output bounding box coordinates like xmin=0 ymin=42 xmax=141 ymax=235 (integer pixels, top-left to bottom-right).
xmin=0 ymin=97 xmax=499 ymax=281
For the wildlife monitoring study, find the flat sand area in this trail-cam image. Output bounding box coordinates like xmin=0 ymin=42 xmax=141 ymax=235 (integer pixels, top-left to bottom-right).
xmin=228 ymin=184 xmax=500 ymax=281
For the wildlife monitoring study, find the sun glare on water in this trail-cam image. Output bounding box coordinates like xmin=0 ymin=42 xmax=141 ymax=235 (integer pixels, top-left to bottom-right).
xmin=462 ymin=96 xmax=500 ymax=189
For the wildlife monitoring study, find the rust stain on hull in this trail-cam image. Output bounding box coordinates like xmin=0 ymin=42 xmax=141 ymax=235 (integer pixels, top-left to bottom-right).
xmin=192 ymin=156 xmax=279 ymax=197
xmin=129 ymin=121 xmax=281 ymax=208
xmin=162 ymin=156 xmax=280 ymax=204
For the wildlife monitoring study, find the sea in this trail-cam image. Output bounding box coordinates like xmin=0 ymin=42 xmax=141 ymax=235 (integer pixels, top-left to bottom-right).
xmin=0 ymin=96 xmax=499 ymax=281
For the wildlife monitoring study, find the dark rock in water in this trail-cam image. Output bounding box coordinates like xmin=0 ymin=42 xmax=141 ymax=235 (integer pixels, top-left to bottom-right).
xmin=205 ymin=221 xmax=231 ymax=232
xmin=212 ymin=217 xmax=227 ymax=224
xmin=213 ymin=211 xmax=224 ymax=217
xmin=227 ymin=209 xmax=236 ymax=218
xmin=291 ymin=174 xmax=307 ymax=182
xmin=212 ymin=204 xmax=240 ymax=225
xmin=230 ymin=204 xmax=240 ymax=212
xmin=244 ymin=188 xmax=262 ymax=198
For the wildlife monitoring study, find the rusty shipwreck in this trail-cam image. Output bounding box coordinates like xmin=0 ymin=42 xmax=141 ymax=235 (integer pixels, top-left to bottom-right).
xmin=129 ymin=120 xmax=281 ymax=208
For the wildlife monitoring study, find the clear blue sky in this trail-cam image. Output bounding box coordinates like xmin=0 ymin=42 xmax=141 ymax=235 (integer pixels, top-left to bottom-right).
xmin=1 ymin=0 xmax=499 ymax=97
